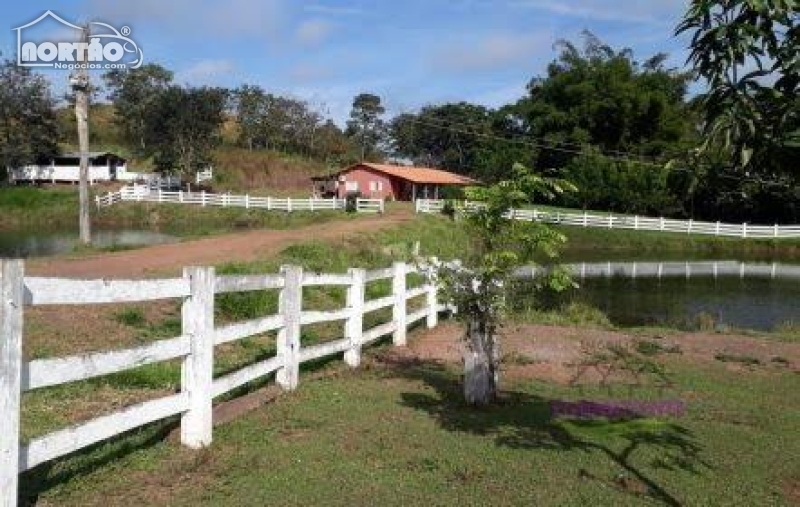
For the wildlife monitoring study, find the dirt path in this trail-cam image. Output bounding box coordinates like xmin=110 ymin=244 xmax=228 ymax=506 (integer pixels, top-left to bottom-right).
xmin=397 ymin=322 xmax=799 ymax=384
xmin=29 ymin=208 xmax=416 ymax=278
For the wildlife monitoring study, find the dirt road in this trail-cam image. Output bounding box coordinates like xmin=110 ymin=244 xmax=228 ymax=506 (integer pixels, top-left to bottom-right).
xmin=29 ymin=209 xmax=416 ymax=278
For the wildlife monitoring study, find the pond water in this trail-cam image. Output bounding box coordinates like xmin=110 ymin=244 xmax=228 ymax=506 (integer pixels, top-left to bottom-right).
xmin=554 ymin=274 xmax=799 ymax=331
xmin=0 ymin=228 xmax=177 ymax=258
xmin=1 ymin=226 xmax=796 ymax=332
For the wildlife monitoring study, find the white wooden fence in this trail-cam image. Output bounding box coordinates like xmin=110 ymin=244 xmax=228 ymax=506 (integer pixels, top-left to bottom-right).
xmin=515 ymin=261 xmax=800 ymax=280
xmin=415 ymin=199 xmax=800 ymax=239
xmin=0 ymin=258 xmax=441 ymax=505
xmin=96 ymin=185 xmax=385 ymax=214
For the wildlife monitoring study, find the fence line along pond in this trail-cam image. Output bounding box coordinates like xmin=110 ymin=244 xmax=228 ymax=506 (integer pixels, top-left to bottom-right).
xmin=415 ymin=199 xmax=800 ymax=239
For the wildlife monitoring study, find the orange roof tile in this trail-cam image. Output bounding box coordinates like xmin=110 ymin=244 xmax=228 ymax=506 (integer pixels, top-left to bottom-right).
xmin=344 ymin=163 xmax=479 ymax=185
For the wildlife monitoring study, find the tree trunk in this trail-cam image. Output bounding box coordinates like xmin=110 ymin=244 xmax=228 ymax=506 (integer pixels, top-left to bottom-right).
xmin=463 ymin=317 xmax=498 ymax=405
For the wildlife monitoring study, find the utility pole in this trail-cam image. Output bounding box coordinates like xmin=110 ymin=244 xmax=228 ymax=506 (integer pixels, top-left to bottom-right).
xmin=71 ymin=24 xmax=91 ymax=245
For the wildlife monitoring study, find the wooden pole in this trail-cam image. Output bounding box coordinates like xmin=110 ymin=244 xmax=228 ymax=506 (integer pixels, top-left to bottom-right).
xmin=75 ymin=25 xmax=91 ymax=245
xmin=180 ymin=266 xmax=215 ymax=449
xmin=277 ymin=266 xmax=302 ymax=390
xmin=344 ymin=268 xmax=365 ymax=367
xmin=0 ymin=260 xmax=24 ymax=507
xmin=392 ymin=262 xmax=407 ymax=346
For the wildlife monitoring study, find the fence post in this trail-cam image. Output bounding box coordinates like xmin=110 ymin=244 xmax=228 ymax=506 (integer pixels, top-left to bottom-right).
xmin=158 ymin=188 xmax=163 ymax=203
xmin=426 ymin=257 xmax=438 ymax=329
xmin=634 ymin=215 xmax=639 ymax=230
xmin=1 ymin=260 xmax=23 ymax=507
xmin=180 ymin=266 xmax=215 ymax=449
xmin=345 ymin=268 xmax=365 ymax=367
xmin=277 ymin=265 xmax=302 ymax=391
xmin=267 ymin=196 xmax=272 ymax=211
xmin=287 ymin=198 xmax=293 ymax=213
xmin=774 ymin=224 xmax=779 ymax=238
xmin=688 ymin=219 xmax=693 ymax=234
xmin=660 ymin=217 xmax=665 ymax=231
xmin=392 ymin=262 xmax=407 ymax=346
xmin=583 ymin=211 xmax=588 ymax=227
xmin=179 ymin=190 xmax=184 ymax=203
xmin=415 ymin=199 xmax=421 ymax=213
xmin=742 ymin=223 xmax=747 ymax=238
xmin=201 ymin=190 xmax=206 ymax=207
xmin=608 ymin=214 xmax=613 ymax=229
xmin=715 ymin=221 xmax=721 ymax=236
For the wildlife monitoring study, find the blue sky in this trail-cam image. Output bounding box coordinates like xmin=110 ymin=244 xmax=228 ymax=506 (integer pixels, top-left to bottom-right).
xmin=2 ymin=0 xmax=692 ymax=124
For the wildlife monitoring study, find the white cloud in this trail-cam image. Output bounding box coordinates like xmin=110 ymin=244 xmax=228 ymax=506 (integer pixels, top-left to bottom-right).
xmin=295 ymin=18 xmax=335 ymax=47
xmin=176 ymin=59 xmax=236 ymax=84
xmin=432 ymin=31 xmax=552 ymax=73
xmin=512 ymin=0 xmax=684 ymax=25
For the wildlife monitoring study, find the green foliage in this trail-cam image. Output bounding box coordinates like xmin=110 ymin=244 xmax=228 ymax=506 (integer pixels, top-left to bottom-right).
xmin=563 ymin=148 xmax=682 ymax=216
xmin=103 ymin=64 xmax=173 ymax=153
xmin=514 ymin=31 xmax=693 ymax=169
xmin=439 ymin=163 xmax=575 ymax=326
xmin=677 ymin=0 xmax=799 ymax=171
xmin=144 ymin=86 xmax=228 ymax=174
xmin=0 ymin=59 xmax=58 ymax=169
xmin=391 ymin=102 xmax=530 ymax=181
xmin=346 ymin=93 xmax=386 ymax=160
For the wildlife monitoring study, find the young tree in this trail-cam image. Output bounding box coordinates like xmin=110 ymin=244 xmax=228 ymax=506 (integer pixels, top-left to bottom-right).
xmin=104 ymin=64 xmax=173 ymax=153
xmin=346 ymin=93 xmax=386 ymax=160
xmin=144 ymin=86 xmax=228 ymax=175
xmin=436 ymin=163 xmax=574 ymax=405
xmin=0 ymin=59 xmax=58 ymax=177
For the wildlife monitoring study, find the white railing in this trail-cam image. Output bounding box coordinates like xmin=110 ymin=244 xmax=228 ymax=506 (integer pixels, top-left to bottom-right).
xmin=95 ymin=185 xmax=385 ymax=214
xmin=0 ymin=258 xmax=441 ymax=506
xmin=195 ymin=167 xmax=213 ymax=185
xmin=415 ymin=199 xmax=800 ymax=239
xmin=515 ymin=261 xmax=800 ymax=280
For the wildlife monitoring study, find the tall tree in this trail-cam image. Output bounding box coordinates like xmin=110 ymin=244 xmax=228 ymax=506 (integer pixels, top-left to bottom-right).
xmin=104 ymin=64 xmax=173 ymax=153
xmin=514 ymin=31 xmax=693 ymax=170
xmin=0 ymin=59 xmax=58 ymax=177
xmin=391 ymin=102 xmax=530 ymax=181
xmin=233 ymin=84 xmax=267 ymax=151
xmin=144 ymin=86 xmax=228 ymax=175
xmin=676 ymin=0 xmax=799 ymax=171
xmin=346 ymin=93 xmax=386 ymax=160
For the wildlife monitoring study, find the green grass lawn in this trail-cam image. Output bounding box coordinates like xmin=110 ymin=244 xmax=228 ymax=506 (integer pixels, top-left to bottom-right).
xmin=20 ymin=348 xmax=799 ymax=506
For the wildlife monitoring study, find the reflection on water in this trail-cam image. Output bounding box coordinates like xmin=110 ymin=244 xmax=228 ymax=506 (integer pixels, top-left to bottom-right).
xmin=535 ymin=273 xmax=799 ymax=332
xmin=0 ymin=229 xmax=177 ymax=258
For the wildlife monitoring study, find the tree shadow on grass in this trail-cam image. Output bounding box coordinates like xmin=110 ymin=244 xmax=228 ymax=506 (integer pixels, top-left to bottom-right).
xmin=379 ymin=354 xmax=708 ymax=507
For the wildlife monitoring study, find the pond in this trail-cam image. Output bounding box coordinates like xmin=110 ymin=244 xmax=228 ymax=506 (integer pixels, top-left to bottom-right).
xmin=0 ymin=228 xmax=178 ymax=258
xmin=528 ymin=260 xmax=799 ymax=332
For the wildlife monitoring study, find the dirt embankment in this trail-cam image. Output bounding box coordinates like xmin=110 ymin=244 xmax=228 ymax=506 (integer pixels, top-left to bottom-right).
xmin=395 ymin=322 xmax=800 ymax=385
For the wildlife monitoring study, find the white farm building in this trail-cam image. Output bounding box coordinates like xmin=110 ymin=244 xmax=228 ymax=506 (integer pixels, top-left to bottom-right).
xmin=8 ymin=152 xmax=140 ymax=185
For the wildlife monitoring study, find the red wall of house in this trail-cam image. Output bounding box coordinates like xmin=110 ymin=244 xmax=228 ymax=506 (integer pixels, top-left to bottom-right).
xmin=336 ymin=167 xmax=398 ymax=200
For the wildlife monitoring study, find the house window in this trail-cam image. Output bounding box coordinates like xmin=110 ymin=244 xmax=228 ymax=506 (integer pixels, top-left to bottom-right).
xmin=369 ymin=181 xmax=383 ymax=192
xmin=345 ymin=181 xmax=359 ymax=192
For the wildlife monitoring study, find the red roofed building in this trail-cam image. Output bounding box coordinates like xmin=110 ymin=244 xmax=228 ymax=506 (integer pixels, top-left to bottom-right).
xmin=312 ymin=162 xmax=479 ymax=201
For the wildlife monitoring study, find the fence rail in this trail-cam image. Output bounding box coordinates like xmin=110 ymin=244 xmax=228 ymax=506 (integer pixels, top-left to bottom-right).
xmin=0 ymin=258 xmax=438 ymax=505
xmin=515 ymin=261 xmax=800 ymax=280
xmin=96 ymin=185 xmax=385 ymax=214
xmin=415 ymin=199 xmax=800 ymax=239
